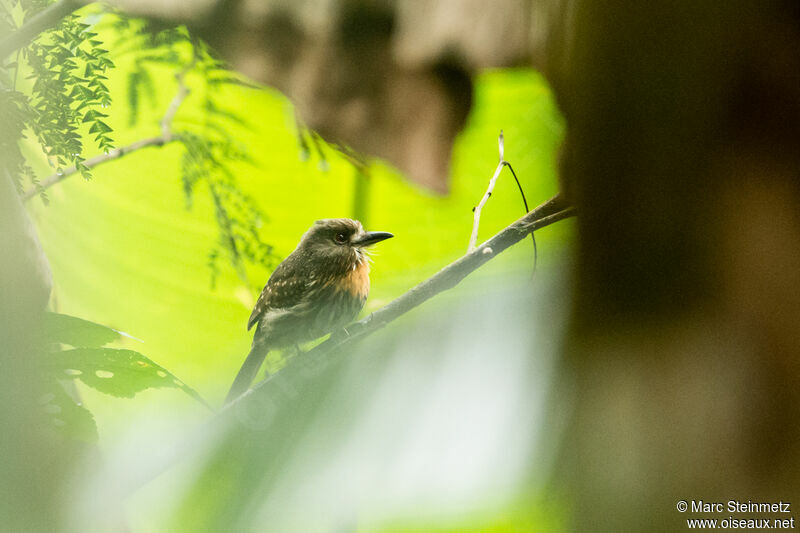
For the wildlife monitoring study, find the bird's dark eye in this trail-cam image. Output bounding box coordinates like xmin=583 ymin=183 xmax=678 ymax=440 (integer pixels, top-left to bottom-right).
xmin=334 ymin=232 xmax=348 ymax=244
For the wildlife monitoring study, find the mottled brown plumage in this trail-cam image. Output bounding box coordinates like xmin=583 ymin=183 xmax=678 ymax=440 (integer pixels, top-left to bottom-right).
xmin=225 ymin=218 xmax=393 ymax=403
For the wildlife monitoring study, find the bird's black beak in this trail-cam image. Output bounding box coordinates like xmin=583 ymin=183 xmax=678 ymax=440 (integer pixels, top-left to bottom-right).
xmin=351 ymin=231 xmax=394 ymax=247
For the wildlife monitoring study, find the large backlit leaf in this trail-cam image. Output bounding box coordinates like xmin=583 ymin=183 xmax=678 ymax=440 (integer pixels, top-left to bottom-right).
xmin=41 ymin=312 xmax=122 ymax=347
xmin=49 ymin=347 xmax=207 ymax=406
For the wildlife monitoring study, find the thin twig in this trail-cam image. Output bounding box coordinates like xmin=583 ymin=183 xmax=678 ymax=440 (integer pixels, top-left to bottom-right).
xmin=161 ymin=58 xmax=195 ymax=137
xmin=504 ymin=161 xmax=537 ymax=271
xmin=0 ymin=0 xmax=81 ymax=60
xmin=468 ymin=131 xmax=506 ymax=252
xmin=227 ymin=193 xmax=575 ymax=408
xmin=21 ymin=136 xmax=176 ymax=201
xmin=22 ymin=59 xmax=195 ymax=202
xmin=503 ymin=163 xmax=528 ymax=213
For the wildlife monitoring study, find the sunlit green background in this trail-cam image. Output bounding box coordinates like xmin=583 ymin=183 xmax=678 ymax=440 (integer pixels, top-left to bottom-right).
xmin=20 ymin=12 xmax=571 ymax=531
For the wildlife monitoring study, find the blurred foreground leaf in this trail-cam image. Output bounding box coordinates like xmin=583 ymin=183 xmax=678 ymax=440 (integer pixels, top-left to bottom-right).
xmin=149 ymin=284 xmax=568 ymax=533
xmin=39 ymin=382 xmax=99 ymax=443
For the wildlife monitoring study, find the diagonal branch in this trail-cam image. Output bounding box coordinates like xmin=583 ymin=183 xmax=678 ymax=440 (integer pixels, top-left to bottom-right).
xmin=22 ymin=60 xmax=194 ymax=202
xmin=0 ymin=0 xmax=82 ymax=60
xmin=228 ymin=193 xmax=575 ymax=408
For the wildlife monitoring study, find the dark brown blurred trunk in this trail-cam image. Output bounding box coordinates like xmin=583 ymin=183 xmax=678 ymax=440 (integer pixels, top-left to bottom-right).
xmin=546 ymin=1 xmax=800 ymax=530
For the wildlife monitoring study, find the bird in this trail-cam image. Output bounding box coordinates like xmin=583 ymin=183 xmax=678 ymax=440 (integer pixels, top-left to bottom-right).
xmin=225 ymin=218 xmax=393 ymax=403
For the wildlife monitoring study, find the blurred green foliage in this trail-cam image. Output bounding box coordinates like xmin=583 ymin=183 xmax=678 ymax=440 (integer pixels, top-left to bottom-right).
xmin=9 ymin=4 xmax=571 ymax=531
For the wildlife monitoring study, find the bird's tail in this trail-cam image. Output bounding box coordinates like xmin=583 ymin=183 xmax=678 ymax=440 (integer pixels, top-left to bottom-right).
xmin=225 ymin=342 xmax=268 ymax=404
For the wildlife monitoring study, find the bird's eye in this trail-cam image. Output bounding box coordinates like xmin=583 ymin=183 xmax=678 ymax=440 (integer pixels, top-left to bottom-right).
xmin=334 ymin=232 xmax=348 ymax=244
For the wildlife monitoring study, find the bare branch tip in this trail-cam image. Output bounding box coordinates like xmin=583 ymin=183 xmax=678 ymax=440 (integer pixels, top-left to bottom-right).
xmin=498 ymin=130 xmax=505 ymax=161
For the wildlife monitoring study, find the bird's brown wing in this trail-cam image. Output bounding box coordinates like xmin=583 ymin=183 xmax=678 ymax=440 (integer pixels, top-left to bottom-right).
xmin=247 ymin=255 xmax=309 ymax=330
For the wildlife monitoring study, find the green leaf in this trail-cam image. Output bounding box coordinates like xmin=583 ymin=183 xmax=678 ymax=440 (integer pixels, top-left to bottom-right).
xmin=82 ymin=109 xmax=108 ymax=122
xmin=88 ymin=120 xmax=112 ymax=134
xmin=42 ymin=312 xmax=121 ymax=347
xmin=89 ymin=80 xmax=109 ymax=93
xmin=77 ymin=162 xmax=92 ymax=180
xmin=69 ymin=84 xmax=94 ymax=100
xmin=51 ymin=348 xmax=208 ymax=405
xmin=57 ymin=45 xmax=75 ymax=58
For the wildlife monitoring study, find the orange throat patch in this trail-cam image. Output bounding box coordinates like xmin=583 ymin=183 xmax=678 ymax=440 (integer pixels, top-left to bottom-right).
xmin=336 ymin=259 xmax=370 ymax=299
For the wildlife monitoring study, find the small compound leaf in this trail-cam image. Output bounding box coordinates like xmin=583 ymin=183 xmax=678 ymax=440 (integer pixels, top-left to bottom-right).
xmin=88 ymin=120 xmax=112 ymax=134
xmin=81 ymin=109 xmax=108 ymax=122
